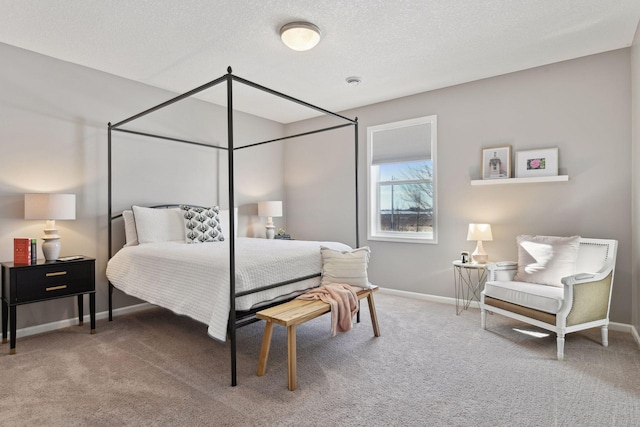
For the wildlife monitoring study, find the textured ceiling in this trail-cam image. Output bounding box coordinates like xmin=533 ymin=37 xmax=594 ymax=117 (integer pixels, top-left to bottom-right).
xmin=1 ymin=0 xmax=639 ymax=123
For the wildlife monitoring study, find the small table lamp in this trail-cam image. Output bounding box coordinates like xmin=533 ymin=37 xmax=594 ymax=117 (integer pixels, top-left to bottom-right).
xmin=467 ymin=223 xmax=493 ymax=264
xmin=24 ymin=193 xmax=76 ymax=261
xmin=258 ymin=201 xmax=282 ymax=239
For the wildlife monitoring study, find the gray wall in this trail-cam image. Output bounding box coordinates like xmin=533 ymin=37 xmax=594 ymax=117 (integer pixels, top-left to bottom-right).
xmin=632 ymin=23 xmax=640 ymax=332
xmin=1 ymin=40 xmax=637 ymax=330
xmin=0 ymin=42 xmax=285 ymax=329
xmin=285 ymin=49 xmax=633 ymax=324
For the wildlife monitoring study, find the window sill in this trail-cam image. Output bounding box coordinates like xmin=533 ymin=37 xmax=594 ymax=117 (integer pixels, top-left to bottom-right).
xmin=368 ymin=234 xmax=436 ymax=244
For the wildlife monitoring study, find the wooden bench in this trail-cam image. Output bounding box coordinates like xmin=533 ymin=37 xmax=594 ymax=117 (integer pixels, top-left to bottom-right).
xmin=256 ymin=285 xmax=380 ymax=391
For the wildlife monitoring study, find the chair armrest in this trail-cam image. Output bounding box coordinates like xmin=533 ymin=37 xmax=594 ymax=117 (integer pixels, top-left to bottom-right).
xmin=561 ymin=261 xmax=614 ymax=287
xmin=486 ymin=262 xmax=517 ymax=281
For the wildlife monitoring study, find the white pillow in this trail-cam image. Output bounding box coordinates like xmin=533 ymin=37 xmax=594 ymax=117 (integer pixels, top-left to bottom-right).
xmin=179 ymin=205 xmax=225 ymax=243
xmin=131 ymin=206 xmax=185 ymax=244
xmin=219 ymin=208 xmax=238 ymax=238
xmin=513 ymin=235 xmax=581 ymax=287
xmin=122 ymin=210 xmax=138 ymax=246
xmin=320 ymin=246 xmax=371 ymax=288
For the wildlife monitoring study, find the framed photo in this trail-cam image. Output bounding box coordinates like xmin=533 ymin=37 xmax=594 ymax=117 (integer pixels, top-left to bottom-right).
xmin=482 ymin=146 xmax=511 ymax=179
xmin=515 ymin=148 xmax=558 ymax=178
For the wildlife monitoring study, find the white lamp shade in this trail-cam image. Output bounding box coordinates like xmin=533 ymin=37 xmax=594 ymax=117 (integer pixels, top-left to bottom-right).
xmin=25 ymin=193 xmax=76 ymax=220
xmin=466 ymin=223 xmax=493 ymax=241
xmin=258 ymin=201 xmax=283 ymax=218
xmin=280 ymin=22 xmax=321 ymax=51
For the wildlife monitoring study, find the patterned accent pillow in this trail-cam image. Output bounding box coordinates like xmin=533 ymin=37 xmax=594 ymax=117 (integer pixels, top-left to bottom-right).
xmin=179 ymin=205 xmax=225 ymax=243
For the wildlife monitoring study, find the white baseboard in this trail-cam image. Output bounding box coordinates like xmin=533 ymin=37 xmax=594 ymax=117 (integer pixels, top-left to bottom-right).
xmin=378 ymin=286 xmax=481 ymax=309
xmin=378 ymin=287 xmax=637 ymax=340
xmin=632 ymin=325 xmax=640 ymax=348
xmin=10 ymin=291 xmax=640 ymax=350
xmin=12 ymin=303 xmax=154 ymax=340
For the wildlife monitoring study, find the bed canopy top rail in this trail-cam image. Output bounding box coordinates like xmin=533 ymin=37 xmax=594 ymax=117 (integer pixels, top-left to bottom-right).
xmin=110 ymin=74 xmax=228 ymax=130
xmin=111 ymin=127 xmax=227 ymax=151
xmin=107 ymin=66 xmax=358 ymax=387
xmin=236 ymin=122 xmax=355 ymax=151
xmin=230 ymin=73 xmax=356 ymax=125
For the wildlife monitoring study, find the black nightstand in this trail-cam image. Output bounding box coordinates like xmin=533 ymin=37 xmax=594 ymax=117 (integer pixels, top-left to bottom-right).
xmin=1 ymin=256 xmax=95 ymax=354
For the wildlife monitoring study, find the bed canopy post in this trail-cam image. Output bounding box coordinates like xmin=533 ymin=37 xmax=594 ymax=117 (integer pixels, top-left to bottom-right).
xmin=354 ymin=118 xmax=359 ymax=248
xmin=108 ymin=122 xmax=114 ymax=321
xmin=226 ymin=67 xmax=238 ymax=387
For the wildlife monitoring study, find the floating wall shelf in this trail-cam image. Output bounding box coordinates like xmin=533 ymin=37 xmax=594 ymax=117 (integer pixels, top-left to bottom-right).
xmin=470 ymin=175 xmax=569 ymax=186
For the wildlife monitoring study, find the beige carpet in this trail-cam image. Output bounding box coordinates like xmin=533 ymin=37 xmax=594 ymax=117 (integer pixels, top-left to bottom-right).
xmin=0 ymin=293 xmax=639 ymax=426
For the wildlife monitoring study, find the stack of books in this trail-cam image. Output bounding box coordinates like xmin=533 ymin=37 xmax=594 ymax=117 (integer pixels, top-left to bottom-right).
xmin=14 ymin=238 xmax=37 ymax=265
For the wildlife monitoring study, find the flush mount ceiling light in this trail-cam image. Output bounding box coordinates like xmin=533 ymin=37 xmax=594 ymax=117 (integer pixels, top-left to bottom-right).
xmin=280 ymin=21 xmax=321 ymax=51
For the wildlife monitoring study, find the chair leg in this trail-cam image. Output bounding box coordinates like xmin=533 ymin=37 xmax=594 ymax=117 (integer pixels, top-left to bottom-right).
xmin=601 ymin=325 xmax=609 ymax=347
xmin=557 ymin=334 xmax=565 ymax=361
xmin=481 ymin=307 xmax=486 ymax=329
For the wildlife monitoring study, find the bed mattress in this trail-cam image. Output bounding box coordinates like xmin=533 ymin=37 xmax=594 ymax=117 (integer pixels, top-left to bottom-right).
xmin=106 ymin=237 xmax=350 ymax=341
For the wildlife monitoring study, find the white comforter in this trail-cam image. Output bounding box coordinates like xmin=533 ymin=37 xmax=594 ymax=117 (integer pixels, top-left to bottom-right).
xmin=106 ymin=237 xmax=350 ymax=341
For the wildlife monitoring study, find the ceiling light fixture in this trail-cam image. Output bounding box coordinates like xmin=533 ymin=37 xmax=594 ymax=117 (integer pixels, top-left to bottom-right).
xmin=346 ymin=76 xmax=362 ymax=86
xmin=280 ymin=21 xmax=321 ymax=51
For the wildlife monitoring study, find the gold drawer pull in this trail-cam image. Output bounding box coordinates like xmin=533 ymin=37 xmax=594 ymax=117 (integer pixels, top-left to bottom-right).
xmin=46 ymin=271 xmax=67 ymax=277
xmin=46 ymin=285 xmax=67 ymax=292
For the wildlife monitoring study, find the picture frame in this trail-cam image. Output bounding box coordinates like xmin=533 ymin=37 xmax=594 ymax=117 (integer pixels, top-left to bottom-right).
xmin=515 ymin=147 xmax=558 ymax=178
xmin=482 ymin=146 xmax=511 ymax=179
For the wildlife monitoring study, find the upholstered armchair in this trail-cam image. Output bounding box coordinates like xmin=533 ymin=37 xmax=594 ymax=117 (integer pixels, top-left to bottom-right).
xmin=481 ymin=236 xmax=617 ymax=360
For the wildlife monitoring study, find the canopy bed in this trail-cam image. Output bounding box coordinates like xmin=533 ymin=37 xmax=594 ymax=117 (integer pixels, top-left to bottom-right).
xmin=107 ymin=67 xmax=359 ymax=386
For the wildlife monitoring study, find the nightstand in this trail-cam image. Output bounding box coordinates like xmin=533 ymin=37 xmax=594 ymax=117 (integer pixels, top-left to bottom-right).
xmin=452 ymin=261 xmax=487 ymax=315
xmin=1 ymin=256 xmax=95 ymax=354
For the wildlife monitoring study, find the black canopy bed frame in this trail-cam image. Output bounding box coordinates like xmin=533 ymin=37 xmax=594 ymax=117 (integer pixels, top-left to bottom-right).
xmin=107 ymin=67 xmax=359 ymax=386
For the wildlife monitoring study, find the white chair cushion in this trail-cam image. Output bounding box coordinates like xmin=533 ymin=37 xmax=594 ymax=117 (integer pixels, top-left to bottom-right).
xmin=484 ymin=280 xmax=564 ymax=314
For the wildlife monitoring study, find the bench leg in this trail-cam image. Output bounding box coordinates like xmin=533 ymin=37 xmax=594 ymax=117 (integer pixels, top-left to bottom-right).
xmin=367 ymin=293 xmax=381 ymax=337
xmin=257 ymin=321 xmax=274 ymax=377
xmin=287 ymin=325 xmax=297 ymax=391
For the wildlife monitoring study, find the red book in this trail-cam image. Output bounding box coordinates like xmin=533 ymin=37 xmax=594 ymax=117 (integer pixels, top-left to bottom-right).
xmin=14 ymin=238 xmax=31 ymax=265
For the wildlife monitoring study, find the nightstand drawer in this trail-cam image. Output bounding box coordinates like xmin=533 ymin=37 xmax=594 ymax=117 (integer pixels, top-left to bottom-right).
xmin=14 ymin=262 xmax=94 ymax=303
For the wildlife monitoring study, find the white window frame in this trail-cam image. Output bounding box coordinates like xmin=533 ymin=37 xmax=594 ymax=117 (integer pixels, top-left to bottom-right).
xmin=366 ymin=115 xmax=437 ymax=244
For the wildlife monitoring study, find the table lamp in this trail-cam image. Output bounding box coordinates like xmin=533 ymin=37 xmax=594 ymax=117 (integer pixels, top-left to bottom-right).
xmin=258 ymin=201 xmax=282 ymax=239
xmin=24 ymin=193 xmax=76 ymax=261
xmin=467 ymin=223 xmax=492 ymax=264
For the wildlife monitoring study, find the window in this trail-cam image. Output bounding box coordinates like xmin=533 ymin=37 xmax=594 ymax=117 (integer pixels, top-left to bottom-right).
xmin=367 ymin=115 xmax=437 ymax=243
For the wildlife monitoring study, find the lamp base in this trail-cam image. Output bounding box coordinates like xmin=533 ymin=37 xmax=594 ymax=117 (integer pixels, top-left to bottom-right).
xmin=471 ymin=253 xmax=488 ymax=264
xmin=472 ymin=240 xmax=488 ymax=264
xmin=42 ymin=238 xmax=61 ymax=261
xmin=265 ymin=225 xmax=275 ymax=239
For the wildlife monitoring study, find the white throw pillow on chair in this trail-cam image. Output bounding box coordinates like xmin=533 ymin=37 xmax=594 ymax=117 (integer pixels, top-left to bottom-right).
xmin=513 ymin=235 xmax=581 ymax=287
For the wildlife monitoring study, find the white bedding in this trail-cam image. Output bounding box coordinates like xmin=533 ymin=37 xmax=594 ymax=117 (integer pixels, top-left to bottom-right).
xmin=106 ymin=237 xmax=351 ymax=341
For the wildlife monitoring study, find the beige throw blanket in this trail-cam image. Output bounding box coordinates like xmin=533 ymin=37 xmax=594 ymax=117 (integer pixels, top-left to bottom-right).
xmin=297 ymin=283 xmax=361 ymax=336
